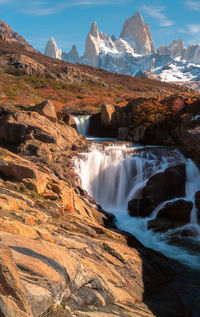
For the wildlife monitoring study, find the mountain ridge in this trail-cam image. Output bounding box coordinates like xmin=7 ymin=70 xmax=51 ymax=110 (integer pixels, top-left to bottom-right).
xmin=0 ymin=19 xmax=37 ymax=53
xmin=44 ymin=12 xmax=200 ymax=86
xmin=0 ymin=35 xmax=196 ymax=114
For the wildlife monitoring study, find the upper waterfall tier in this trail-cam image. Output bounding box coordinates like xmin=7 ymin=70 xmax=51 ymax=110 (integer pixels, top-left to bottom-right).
xmin=73 ymin=115 xmax=91 ymax=137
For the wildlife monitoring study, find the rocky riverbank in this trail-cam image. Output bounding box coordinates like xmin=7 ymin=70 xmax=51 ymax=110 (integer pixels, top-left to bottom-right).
xmin=89 ymin=95 xmax=200 ymax=163
xmin=0 ymin=100 xmax=200 ymax=317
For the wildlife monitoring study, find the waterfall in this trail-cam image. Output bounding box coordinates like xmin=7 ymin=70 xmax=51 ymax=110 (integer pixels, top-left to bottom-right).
xmin=73 ymin=115 xmax=91 ymax=136
xmin=75 ymin=144 xmax=184 ymax=210
xmin=74 ymin=142 xmax=200 ymax=268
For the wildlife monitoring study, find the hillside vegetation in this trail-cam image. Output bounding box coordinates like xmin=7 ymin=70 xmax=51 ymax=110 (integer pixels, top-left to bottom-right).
xmin=0 ymin=39 xmax=198 ymax=114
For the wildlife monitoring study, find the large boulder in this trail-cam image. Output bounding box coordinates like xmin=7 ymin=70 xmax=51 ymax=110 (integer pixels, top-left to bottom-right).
xmin=128 ymin=164 xmax=186 ymax=218
xmin=29 ymin=100 xmax=57 ymax=121
xmin=148 ymin=200 xmax=193 ymax=233
xmin=0 ymin=111 xmax=86 ymax=154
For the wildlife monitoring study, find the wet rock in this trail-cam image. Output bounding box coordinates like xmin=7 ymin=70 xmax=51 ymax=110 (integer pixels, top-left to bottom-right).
xmin=117 ymin=127 xmax=129 ymax=140
xmin=128 ymin=164 xmax=186 ymax=217
xmin=157 ymin=200 xmax=193 ymax=222
xmin=132 ymin=125 xmax=146 ymax=143
xmin=0 ymin=144 xmax=191 ymax=317
xmin=128 ymin=198 xmax=153 ymax=218
xmin=148 ymin=200 xmax=193 ymax=233
xmin=195 ymin=191 xmax=200 ymax=217
xmin=166 ymin=226 xmax=199 ymax=238
xmin=89 ymin=112 xmax=117 ymax=138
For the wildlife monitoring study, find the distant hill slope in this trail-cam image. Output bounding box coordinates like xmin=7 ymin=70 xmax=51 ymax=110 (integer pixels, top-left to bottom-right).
xmin=0 ymin=20 xmax=37 ymax=53
xmin=0 ymin=37 xmax=198 ymax=113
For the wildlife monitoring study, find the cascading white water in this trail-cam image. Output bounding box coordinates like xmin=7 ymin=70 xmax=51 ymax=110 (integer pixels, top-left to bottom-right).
xmin=73 ymin=115 xmax=91 ymax=136
xmin=74 ymin=142 xmax=200 ymax=268
xmin=75 ymin=143 xmax=184 ymax=210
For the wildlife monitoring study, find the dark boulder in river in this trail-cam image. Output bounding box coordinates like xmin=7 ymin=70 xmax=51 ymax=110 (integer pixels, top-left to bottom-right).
xmin=128 ymin=163 xmax=186 ymax=218
xmin=148 ymin=199 xmax=193 ymax=233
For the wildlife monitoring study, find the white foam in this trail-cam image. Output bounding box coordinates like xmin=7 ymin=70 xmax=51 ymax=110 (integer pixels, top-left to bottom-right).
xmin=74 ymin=143 xmax=200 ymax=268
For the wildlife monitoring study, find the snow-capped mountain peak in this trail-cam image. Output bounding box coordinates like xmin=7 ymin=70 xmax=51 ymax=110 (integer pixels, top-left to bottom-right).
xmin=44 ymin=12 xmax=200 ymax=86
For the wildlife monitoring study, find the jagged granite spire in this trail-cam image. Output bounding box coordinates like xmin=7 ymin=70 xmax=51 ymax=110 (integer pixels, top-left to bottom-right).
xmin=120 ymin=11 xmax=156 ymax=54
xmin=158 ymin=39 xmax=184 ymax=58
xmin=89 ymin=21 xmax=99 ymax=37
xmin=45 ymin=38 xmax=62 ymax=60
xmin=62 ymin=45 xmax=80 ymax=63
xmin=84 ymin=21 xmax=101 ymax=66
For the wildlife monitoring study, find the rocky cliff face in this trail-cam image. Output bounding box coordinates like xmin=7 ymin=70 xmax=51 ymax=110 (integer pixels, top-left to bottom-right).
xmin=45 ymin=37 xmax=62 ymax=60
xmin=82 ymin=13 xmax=156 ymax=67
xmin=62 ymin=44 xmax=79 ymax=63
xmin=120 ymin=12 xmax=156 ymax=55
xmin=0 ymin=20 xmax=37 ymax=53
xmin=44 ymin=12 xmax=200 ymax=84
xmin=186 ymin=44 xmax=200 ymax=64
xmin=158 ymin=39 xmax=184 ymax=59
xmin=158 ymin=40 xmax=200 ymax=64
xmin=45 ymin=12 xmax=156 ymax=69
xmin=83 ymin=21 xmax=101 ymax=66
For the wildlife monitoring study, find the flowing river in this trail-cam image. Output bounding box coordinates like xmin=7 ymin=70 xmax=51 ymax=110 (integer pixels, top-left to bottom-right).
xmin=73 ymin=116 xmax=200 ymax=269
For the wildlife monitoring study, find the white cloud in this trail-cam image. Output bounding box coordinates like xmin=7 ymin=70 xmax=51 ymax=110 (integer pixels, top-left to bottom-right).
xmin=186 ymin=0 xmax=200 ymax=11
xmin=15 ymin=0 xmax=127 ymax=16
xmin=141 ymin=5 xmax=174 ymax=27
xmin=180 ymin=24 xmax=200 ymax=34
xmin=187 ymin=24 xmax=200 ymax=33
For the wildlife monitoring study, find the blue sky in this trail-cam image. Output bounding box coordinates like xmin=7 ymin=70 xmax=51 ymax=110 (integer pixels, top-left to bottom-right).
xmin=0 ymin=0 xmax=200 ymax=55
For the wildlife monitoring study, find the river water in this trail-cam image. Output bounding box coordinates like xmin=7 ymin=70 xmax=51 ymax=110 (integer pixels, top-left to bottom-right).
xmin=73 ymin=117 xmax=200 ymax=269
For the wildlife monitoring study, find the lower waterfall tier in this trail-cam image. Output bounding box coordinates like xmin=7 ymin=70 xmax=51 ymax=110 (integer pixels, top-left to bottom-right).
xmin=74 ymin=142 xmax=200 ymax=268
